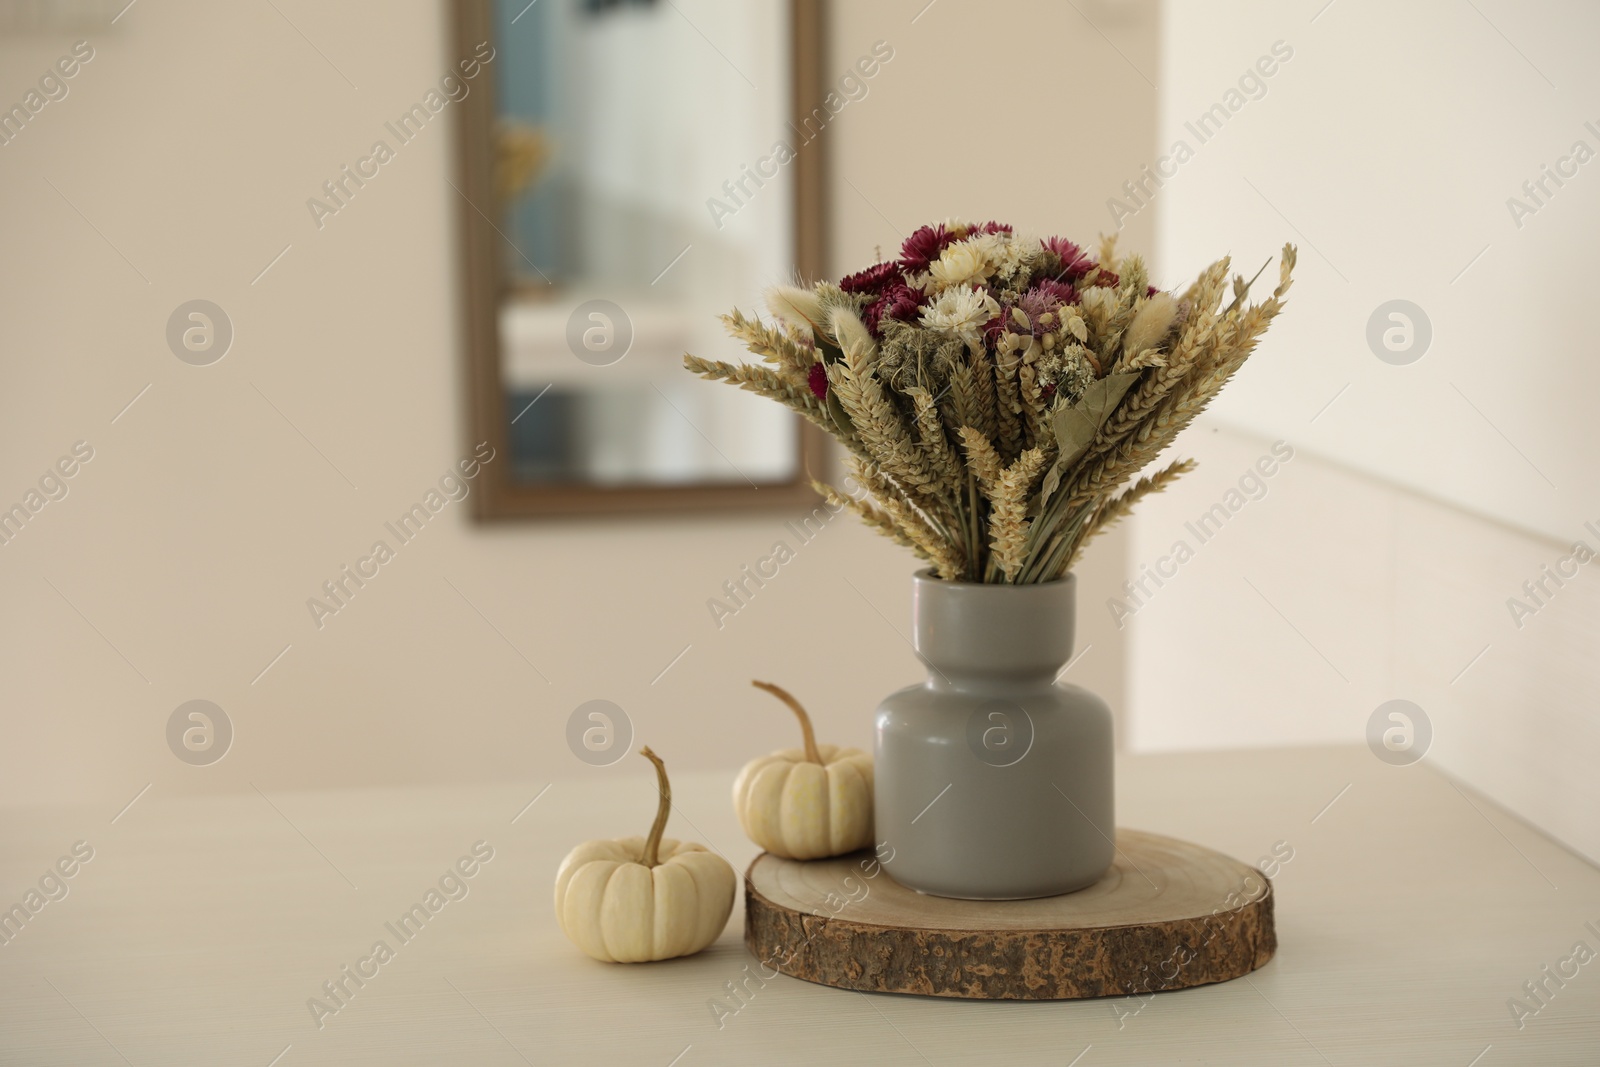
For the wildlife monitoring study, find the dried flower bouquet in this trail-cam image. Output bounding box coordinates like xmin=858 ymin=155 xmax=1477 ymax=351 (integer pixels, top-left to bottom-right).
xmin=684 ymin=221 xmax=1296 ymax=584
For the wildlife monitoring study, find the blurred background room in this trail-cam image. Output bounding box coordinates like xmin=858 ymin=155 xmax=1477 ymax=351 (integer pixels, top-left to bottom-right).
xmin=4 ymin=0 xmax=1596 ymax=857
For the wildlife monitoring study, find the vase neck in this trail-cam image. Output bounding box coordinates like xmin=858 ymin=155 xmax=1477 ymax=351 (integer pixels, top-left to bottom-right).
xmin=921 ymin=668 xmax=1062 ymax=695
xmin=910 ymin=572 xmax=1076 ymax=691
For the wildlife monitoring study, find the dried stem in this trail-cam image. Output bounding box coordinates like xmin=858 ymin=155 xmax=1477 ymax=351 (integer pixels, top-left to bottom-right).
xmin=639 ymin=746 xmax=671 ymax=868
xmin=752 ymin=681 xmax=822 ymax=763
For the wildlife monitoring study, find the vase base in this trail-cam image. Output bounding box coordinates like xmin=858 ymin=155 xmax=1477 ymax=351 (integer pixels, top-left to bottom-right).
xmin=893 ymin=870 xmax=1103 ymax=902
xmin=744 ymin=829 xmax=1274 ymax=1000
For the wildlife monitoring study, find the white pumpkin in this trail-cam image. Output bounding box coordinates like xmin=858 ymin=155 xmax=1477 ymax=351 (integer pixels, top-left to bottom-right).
xmin=555 ymin=747 xmax=735 ymax=963
xmin=733 ymin=681 xmax=874 ymax=860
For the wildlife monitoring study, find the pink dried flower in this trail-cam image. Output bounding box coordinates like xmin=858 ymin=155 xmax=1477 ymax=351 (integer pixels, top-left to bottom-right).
xmin=808 ymin=362 xmax=828 ymax=398
xmin=1011 ymin=288 xmax=1065 ymax=337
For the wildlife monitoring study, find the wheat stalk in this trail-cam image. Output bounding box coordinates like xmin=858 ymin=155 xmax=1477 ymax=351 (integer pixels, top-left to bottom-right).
xmin=848 ymin=456 xmax=966 ymax=579
xmin=905 ymin=386 xmax=963 ymax=497
xmin=814 ymin=479 xmax=924 ymax=558
xmin=1063 ymin=458 xmax=1195 ymax=574
xmin=682 ymin=354 xmax=828 ymax=427
xmin=988 ymin=447 xmax=1049 ymax=582
xmin=828 ymin=345 xmax=940 ymax=497
xmin=992 ymin=341 xmax=1025 ymax=461
xmin=719 ymin=309 xmax=813 ymax=380
xmin=956 ymin=426 xmax=1005 ymax=498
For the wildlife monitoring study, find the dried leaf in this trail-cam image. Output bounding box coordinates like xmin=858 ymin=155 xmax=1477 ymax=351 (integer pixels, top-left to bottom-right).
xmin=1038 ymin=371 xmax=1139 ymax=511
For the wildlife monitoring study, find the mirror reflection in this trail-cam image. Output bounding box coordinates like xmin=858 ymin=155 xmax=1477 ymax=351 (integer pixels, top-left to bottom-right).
xmin=491 ymin=0 xmax=802 ymax=490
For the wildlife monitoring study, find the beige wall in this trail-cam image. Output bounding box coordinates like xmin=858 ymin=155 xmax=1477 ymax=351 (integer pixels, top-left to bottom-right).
xmin=1124 ymin=419 xmax=1600 ymax=864
xmin=1138 ymin=0 xmax=1600 ymax=863
xmin=0 ymin=0 xmax=1158 ymax=806
xmin=1158 ymin=0 xmax=1600 ymax=543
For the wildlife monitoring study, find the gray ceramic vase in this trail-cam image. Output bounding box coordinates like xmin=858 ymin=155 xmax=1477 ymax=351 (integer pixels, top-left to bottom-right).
xmin=874 ymin=570 xmax=1114 ymax=899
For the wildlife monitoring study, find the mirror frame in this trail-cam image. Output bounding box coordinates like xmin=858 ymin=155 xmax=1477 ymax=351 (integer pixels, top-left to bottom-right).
xmin=452 ymin=0 xmax=831 ymax=520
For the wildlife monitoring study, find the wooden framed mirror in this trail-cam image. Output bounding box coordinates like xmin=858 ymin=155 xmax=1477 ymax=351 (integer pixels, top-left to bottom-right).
xmin=452 ymin=0 xmax=830 ymax=519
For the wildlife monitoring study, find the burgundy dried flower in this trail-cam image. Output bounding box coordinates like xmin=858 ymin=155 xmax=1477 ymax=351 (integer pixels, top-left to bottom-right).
xmin=983 ymin=314 xmax=1006 ymax=346
xmin=1041 ymin=236 xmax=1097 ymax=280
xmin=807 ymin=362 xmax=828 ymax=399
xmin=1032 ymin=278 xmax=1080 ymax=306
xmin=899 ymin=224 xmax=956 ymax=272
xmin=863 ymin=282 xmax=922 ymax=337
xmin=1042 ymin=235 xmax=1081 ymax=259
xmin=839 ymin=261 xmax=901 ymax=295
xmin=972 ymin=220 xmax=1013 ymax=235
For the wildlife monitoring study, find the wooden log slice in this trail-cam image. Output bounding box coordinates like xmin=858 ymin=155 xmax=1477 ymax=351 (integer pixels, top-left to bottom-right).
xmin=744 ymin=829 xmax=1274 ymax=1000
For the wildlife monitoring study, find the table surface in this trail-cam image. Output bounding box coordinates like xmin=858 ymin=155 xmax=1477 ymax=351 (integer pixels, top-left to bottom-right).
xmin=3 ymin=746 xmax=1597 ymax=1066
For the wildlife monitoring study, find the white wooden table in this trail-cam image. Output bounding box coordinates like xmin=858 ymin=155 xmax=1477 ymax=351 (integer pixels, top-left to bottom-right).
xmin=3 ymin=746 xmax=1597 ymax=1065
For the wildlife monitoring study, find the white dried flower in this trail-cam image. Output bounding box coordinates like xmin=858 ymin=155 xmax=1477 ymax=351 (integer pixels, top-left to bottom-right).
xmin=919 ymin=284 xmax=1000 ymax=347
xmin=929 ymin=239 xmax=992 ymax=291
xmin=969 ymin=230 xmax=1028 ymax=280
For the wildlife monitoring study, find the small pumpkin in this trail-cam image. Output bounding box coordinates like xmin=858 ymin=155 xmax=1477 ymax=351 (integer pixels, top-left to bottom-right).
xmin=555 ymin=746 xmax=735 ymax=963
xmin=732 ymin=681 xmax=874 ymax=860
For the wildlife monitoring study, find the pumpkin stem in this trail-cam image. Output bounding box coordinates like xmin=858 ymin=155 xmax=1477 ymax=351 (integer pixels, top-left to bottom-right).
xmin=752 ymin=680 xmax=822 ymax=764
xmin=639 ymin=745 xmax=671 ymax=868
